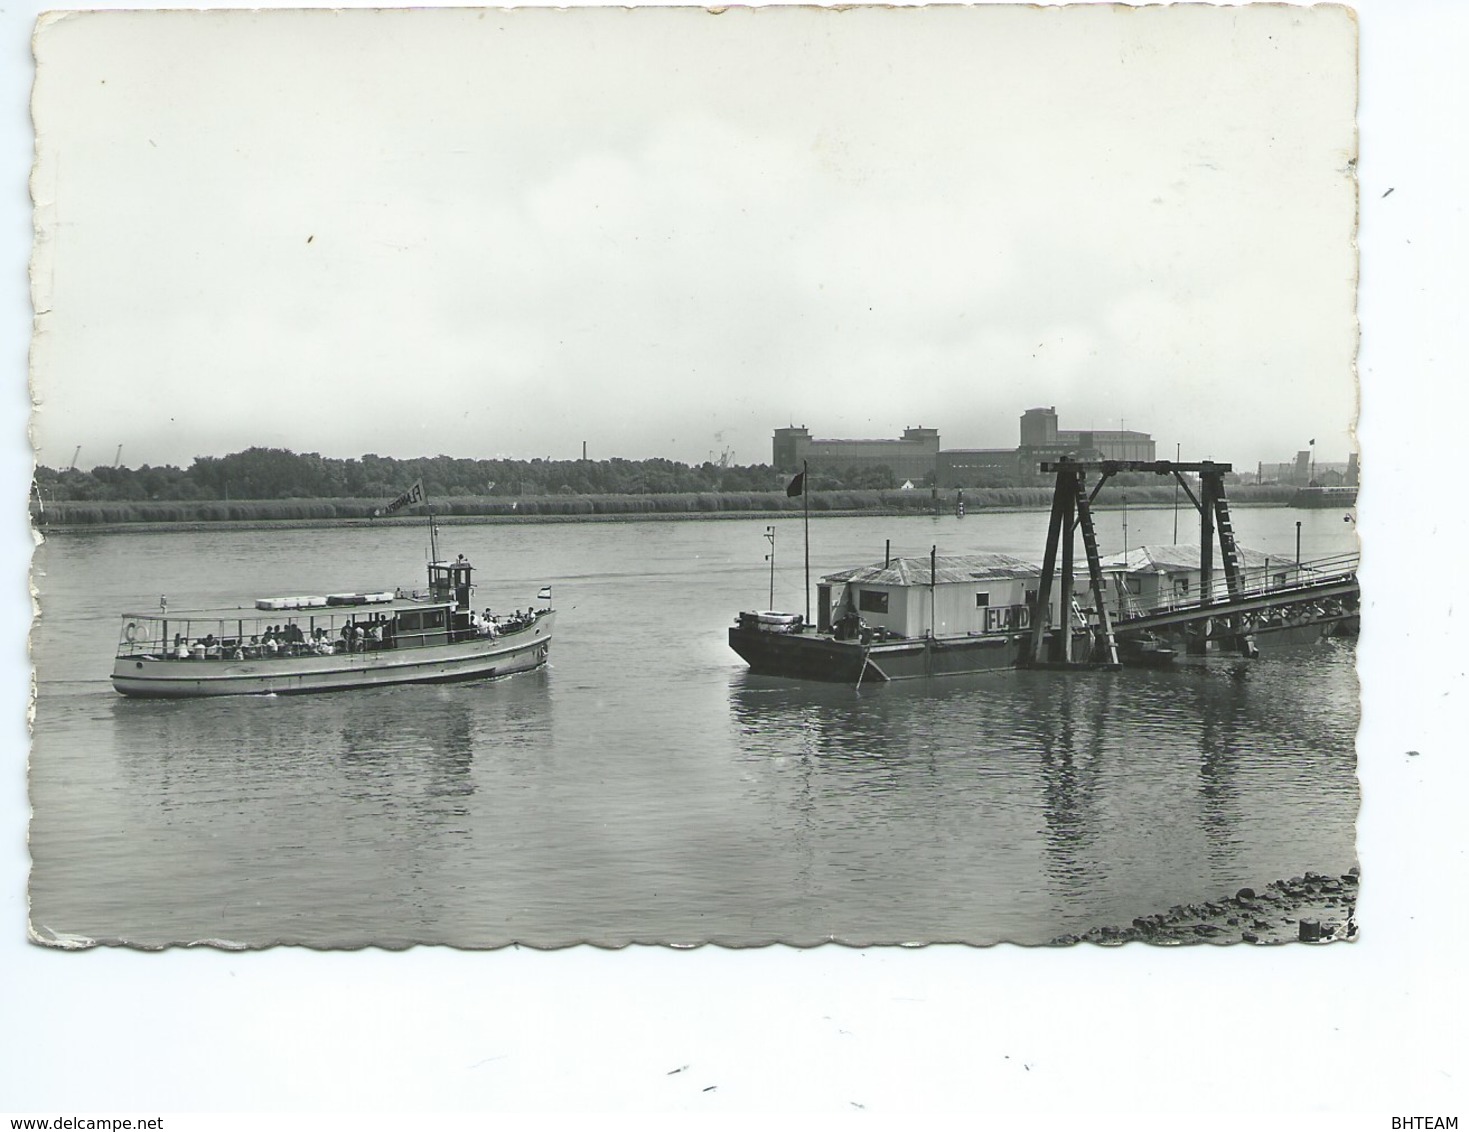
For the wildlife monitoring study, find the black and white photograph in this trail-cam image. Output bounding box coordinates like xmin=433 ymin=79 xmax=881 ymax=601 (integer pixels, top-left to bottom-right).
xmin=26 ymin=1 xmax=1360 ymax=950
xmin=5 ymin=0 xmax=1467 ymax=1117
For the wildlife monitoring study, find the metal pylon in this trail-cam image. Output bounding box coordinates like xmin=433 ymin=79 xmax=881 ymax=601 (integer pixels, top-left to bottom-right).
xmin=1075 ymin=479 xmax=1120 ymax=666
xmin=1027 ymin=461 xmax=1120 ymax=668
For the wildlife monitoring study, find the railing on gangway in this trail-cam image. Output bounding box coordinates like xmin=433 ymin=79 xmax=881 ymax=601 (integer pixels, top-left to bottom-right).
xmin=1110 ymin=551 xmax=1359 ymax=622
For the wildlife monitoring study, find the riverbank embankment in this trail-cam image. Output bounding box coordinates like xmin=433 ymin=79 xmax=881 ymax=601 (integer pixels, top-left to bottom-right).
xmin=30 ymin=484 xmax=1300 ymax=535
xmin=1052 ymin=869 xmax=1359 ymax=946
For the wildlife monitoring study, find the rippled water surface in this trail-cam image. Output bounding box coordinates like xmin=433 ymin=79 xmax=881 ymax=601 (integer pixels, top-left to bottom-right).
xmin=29 ymin=507 xmax=1359 ymax=946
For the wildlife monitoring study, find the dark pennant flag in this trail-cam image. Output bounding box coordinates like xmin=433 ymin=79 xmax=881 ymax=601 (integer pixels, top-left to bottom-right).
xmin=786 ymin=472 xmax=805 ymax=497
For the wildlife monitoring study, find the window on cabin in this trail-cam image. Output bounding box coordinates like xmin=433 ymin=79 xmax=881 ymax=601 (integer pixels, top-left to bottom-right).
xmin=1173 ymin=577 xmax=1190 ymax=596
xmin=975 ymin=592 xmax=990 ymax=608
xmin=858 ymin=590 xmax=889 ymax=614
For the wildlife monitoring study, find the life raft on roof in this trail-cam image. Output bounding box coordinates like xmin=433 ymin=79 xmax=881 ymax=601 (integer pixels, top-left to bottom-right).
xmin=254 ymin=592 xmax=392 ymax=611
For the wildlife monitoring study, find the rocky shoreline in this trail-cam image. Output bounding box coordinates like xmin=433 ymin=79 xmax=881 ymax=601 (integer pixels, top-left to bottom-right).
xmin=1052 ymin=869 xmax=1359 ymax=946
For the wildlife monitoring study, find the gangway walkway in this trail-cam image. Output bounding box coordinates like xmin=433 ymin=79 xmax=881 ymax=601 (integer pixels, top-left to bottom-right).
xmin=1111 ymin=552 xmax=1359 ymax=638
xmin=1025 ymin=458 xmax=1360 ymax=667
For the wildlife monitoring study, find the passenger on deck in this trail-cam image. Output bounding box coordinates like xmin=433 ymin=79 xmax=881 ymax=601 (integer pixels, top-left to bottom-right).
xmin=190 ymin=639 xmax=206 ymax=660
xmin=244 ymin=635 xmax=261 ymax=658
xmin=264 ymin=634 xmax=280 ymax=657
xmin=204 ymin=634 xmax=221 ymax=660
xmin=174 ymin=634 xmax=189 ymax=660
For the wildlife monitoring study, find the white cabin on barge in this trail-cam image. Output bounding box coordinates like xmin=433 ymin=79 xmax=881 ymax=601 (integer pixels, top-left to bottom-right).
xmin=817 ymin=553 xmax=1043 ymax=640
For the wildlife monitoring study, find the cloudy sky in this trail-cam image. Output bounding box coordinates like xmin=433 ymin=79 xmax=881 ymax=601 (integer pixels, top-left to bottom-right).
xmin=11 ymin=0 xmax=1469 ymax=1113
xmin=30 ymin=4 xmax=1358 ymax=472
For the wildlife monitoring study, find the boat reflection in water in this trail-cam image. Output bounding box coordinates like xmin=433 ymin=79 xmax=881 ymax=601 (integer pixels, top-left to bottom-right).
xmin=93 ymin=675 xmax=554 ymax=947
xmin=725 ymin=642 xmax=1357 ymax=943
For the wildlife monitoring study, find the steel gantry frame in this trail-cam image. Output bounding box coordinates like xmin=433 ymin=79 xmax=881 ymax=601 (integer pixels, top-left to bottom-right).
xmin=1026 ymin=458 xmax=1256 ymax=667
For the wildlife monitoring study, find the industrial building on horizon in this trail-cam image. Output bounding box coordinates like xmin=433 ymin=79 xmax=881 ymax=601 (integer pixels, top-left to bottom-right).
xmin=772 ymin=425 xmax=941 ymax=484
xmin=1256 ymin=450 xmax=1359 ymax=488
xmin=773 ymin=408 xmax=1157 ymax=487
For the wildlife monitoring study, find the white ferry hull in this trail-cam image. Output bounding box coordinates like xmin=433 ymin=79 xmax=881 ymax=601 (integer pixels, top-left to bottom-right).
xmin=112 ymin=614 xmax=554 ymax=698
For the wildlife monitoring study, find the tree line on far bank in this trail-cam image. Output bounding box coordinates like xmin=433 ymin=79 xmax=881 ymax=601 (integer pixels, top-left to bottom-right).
xmin=33 ymin=446 xmax=908 ymax=504
xmin=31 ymin=446 xmax=1301 ymax=526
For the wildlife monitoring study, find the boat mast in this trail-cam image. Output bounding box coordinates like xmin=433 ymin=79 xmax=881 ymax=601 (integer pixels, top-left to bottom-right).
xmin=803 ymin=459 xmax=810 ymax=623
xmin=764 ymin=525 xmax=776 ymax=610
xmin=930 ymin=543 xmax=937 ymax=638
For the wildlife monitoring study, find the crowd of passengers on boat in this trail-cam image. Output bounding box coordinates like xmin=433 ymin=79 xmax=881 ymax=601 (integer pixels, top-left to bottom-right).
xmin=154 ymin=606 xmax=543 ymax=661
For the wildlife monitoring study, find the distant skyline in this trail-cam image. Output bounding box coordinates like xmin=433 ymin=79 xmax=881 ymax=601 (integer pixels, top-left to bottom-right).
xmin=30 ymin=5 xmax=1358 ymax=474
xmin=32 ymin=410 xmax=1358 ymax=473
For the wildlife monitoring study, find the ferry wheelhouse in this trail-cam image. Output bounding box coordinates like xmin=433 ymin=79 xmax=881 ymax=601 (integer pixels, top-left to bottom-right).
xmin=111 ymin=553 xmax=554 ymax=698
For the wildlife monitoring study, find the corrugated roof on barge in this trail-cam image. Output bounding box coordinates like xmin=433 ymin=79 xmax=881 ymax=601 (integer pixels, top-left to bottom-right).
xmin=822 ymin=553 xmax=1041 ymax=588
xmin=1098 ymin=544 xmax=1274 ymax=573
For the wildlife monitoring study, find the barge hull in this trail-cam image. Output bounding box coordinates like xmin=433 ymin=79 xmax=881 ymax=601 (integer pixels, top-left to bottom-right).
xmin=728 ymin=626 xmax=1024 ymax=683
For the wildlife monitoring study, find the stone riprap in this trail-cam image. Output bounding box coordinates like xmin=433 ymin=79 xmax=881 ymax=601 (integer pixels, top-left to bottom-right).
xmin=1051 ymin=870 xmax=1359 ymax=946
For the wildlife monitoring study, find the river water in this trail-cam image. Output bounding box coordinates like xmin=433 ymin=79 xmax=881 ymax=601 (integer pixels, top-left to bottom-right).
xmin=28 ymin=504 xmax=1359 ymax=947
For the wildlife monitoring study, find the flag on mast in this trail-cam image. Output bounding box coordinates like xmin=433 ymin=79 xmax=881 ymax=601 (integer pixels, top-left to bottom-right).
xmin=786 ymin=471 xmax=805 ymax=497
xmin=537 ymin=585 xmax=553 ymax=601
xmin=382 ymin=478 xmax=425 ymax=515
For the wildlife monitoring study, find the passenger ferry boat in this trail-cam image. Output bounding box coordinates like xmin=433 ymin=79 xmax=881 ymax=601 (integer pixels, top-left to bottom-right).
xmin=112 ymin=553 xmax=553 ymax=698
xmin=112 ymin=481 xmax=555 ymax=698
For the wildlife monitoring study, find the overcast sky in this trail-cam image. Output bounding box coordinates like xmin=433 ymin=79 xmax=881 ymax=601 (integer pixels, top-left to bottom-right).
xmin=11 ymin=0 xmax=1469 ymax=1114
xmin=30 ymin=4 xmax=1358 ymax=472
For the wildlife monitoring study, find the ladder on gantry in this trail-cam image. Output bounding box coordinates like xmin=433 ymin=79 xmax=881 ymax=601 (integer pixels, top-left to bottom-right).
xmin=1025 ymin=458 xmax=1257 ymax=668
